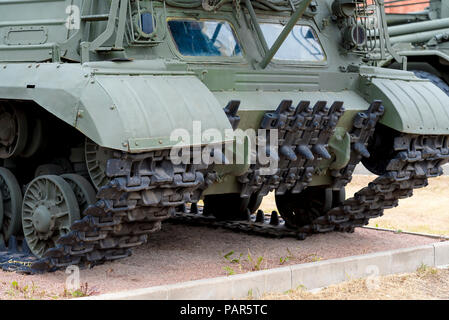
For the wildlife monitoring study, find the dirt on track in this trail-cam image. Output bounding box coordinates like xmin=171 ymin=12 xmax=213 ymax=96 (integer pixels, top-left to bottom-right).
xmin=0 ymin=175 xmax=447 ymax=299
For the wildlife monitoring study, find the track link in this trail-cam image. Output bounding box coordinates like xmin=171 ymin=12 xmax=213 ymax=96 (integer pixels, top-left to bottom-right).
xmin=30 ymin=150 xmax=214 ymax=273
xmin=3 ymin=102 xmax=448 ymax=274
xmin=171 ymin=136 xmax=449 ymax=241
xmin=239 ymin=99 xmax=345 ymax=199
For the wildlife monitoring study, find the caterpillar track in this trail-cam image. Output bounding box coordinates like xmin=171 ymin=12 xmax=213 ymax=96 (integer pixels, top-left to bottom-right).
xmin=1 ymin=101 xmax=448 ymax=275
xmin=171 ymin=133 xmax=449 ymax=240
xmin=0 ymin=236 xmax=36 ymax=273
xmin=27 ymin=150 xmax=215 ymax=273
xmin=239 ymin=99 xmax=345 ymax=200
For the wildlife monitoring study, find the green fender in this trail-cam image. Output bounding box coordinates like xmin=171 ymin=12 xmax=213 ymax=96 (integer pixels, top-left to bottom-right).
xmin=0 ymin=62 xmax=233 ymax=152
xmin=359 ymin=67 xmax=449 ymax=135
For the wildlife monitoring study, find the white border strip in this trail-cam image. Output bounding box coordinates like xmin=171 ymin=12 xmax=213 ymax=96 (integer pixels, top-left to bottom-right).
xmin=83 ymin=241 xmax=449 ymax=300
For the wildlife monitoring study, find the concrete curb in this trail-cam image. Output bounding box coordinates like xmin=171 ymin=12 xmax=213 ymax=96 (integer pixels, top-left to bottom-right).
xmin=362 ymin=226 xmax=449 ymax=240
xmin=84 ymin=241 xmax=449 ymax=300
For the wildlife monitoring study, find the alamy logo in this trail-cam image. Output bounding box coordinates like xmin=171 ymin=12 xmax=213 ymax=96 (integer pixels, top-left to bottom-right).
xmin=65 ymin=5 xmax=81 ymax=30
xmin=65 ymin=265 xmax=80 ymax=291
xmin=169 ymin=121 xmax=279 ymax=174
xmin=365 ymin=265 xmax=380 ymax=290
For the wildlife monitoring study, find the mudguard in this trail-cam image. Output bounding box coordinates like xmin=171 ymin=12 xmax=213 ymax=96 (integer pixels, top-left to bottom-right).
xmin=0 ymin=62 xmax=233 ymax=152
xmin=359 ymin=66 xmax=449 ymax=135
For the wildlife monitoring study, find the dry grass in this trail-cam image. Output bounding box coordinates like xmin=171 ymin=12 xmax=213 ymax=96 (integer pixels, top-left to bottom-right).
xmin=0 ymin=280 xmax=97 ymax=300
xmin=260 ymin=175 xmax=449 ymax=236
xmin=262 ymin=266 xmax=449 ymax=300
xmin=259 ymin=176 xmax=449 ymax=300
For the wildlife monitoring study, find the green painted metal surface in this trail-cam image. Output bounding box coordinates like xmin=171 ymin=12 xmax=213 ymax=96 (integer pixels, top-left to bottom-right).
xmin=384 ymin=0 xmax=449 ymax=85
xmin=0 ymin=61 xmax=232 ymax=151
xmin=0 ymin=0 xmax=448 ymax=195
xmin=367 ymin=77 xmax=449 ymax=134
xmin=359 ymin=66 xmax=449 ymax=134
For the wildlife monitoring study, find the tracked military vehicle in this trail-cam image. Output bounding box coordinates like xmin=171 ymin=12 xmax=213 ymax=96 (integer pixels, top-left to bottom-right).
xmin=381 ymin=0 xmax=449 ymax=94
xmin=0 ymin=0 xmax=448 ymax=273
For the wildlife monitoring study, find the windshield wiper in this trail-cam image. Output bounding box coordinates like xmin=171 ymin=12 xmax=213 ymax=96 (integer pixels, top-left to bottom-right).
xmin=259 ymin=0 xmax=312 ymax=68
xmin=243 ymin=0 xmax=313 ymax=68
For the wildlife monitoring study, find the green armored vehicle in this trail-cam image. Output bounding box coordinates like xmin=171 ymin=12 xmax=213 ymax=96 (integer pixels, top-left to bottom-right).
xmin=0 ymin=0 xmax=448 ymax=272
xmin=382 ymin=0 xmax=449 ymax=93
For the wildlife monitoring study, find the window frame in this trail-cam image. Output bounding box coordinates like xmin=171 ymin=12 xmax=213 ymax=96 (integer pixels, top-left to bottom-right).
xmin=258 ymin=17 xmax=328 ymax=67
xmin=166 ymin=16 xmax=246 ymax=64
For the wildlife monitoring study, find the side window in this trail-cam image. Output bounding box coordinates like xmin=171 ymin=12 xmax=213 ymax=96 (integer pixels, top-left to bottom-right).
xmin=167 ymin=19 xmax=242 ymax=57
xmin=260 ymin=23 xmax=326 ymax=62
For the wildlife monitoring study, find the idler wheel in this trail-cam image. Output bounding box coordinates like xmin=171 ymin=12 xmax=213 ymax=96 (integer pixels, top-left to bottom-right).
xmin=362 ymin=124 xmax=397 ymax=176
xmin=61 ymin=174 xmax=96 ymax=215
xmin=22 ymin=175 xmax=80 ymax=258
xmin=0 ymin=167 xmax=23 ymax=241
xmin=276 ymin=186 xmax=343 ymax=228
xmin=0 ymin=104 xmax=28 ymax=159
xmin=85 ymin=139 xmax=114 ymax=190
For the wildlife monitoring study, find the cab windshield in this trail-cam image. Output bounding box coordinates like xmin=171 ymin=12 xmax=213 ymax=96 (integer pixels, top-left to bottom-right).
xmin=261 ymin=23 xmax=326 ymax=62
xmin=168 ymin=19 xmax=242 ymax=57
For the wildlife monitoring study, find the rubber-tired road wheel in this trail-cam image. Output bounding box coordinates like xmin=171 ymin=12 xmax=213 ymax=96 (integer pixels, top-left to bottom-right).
xmin=0 ymin=167 xmax=23 ymax=242
xmin=22 ymin=175 xmax=80 ymax=258
xmin=61 ymin=173 xmax=96 ymax=215
xmin=276 ymin=186 xmax=345 ymax=228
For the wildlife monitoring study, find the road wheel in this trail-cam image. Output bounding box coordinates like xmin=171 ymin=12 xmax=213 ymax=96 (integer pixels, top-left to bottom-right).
xmin=276 ymin=186 xmax=344 ymax=228
xmin=0 ymin=167 xmax=23 ymax=241
xmin=61 ymin=174 xmax=96 ymax=215
xmin=22 ymin=175 xmax=80 ymax=258
xmin=203 ymin=193 xmax=250 ymax=220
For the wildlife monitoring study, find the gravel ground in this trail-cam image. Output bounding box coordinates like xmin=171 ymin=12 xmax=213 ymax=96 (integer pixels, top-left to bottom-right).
xmin=0 ymin=224 xmax=441 ymax=299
